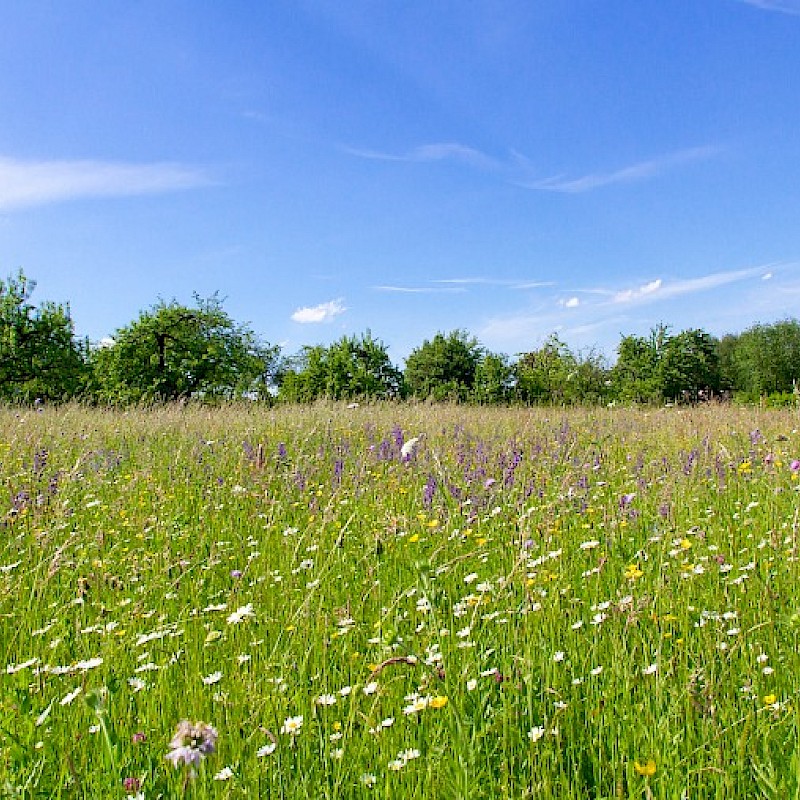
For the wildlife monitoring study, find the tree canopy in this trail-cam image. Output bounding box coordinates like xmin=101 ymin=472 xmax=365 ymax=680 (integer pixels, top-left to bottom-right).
xmin=277 ymin=332 xmax=402 ymax=402
xmin=404 ymin=330 xmax=483 ymax=401
xmin=90 ymin=295 xmax=278 ymax=403
xmin=0 ymin=270 xmax=88 ymax=402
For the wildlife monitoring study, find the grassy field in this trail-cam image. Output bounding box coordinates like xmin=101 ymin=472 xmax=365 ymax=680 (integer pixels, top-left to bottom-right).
xmin=1 ymin=402 xmax=798 ymax=799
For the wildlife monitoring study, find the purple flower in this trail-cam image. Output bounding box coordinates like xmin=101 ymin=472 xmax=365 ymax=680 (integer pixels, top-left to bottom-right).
xmin=791 ymin=459 xmax=800 ymax=472
xmin=423 ymin=475 xmax=437 ymax=507
xmin=123 ymin=776 xmax=141 ymax=792
xmin=619 ymin=493 xmax=636 ymax=509
xmin=165 ymin=720 xmax=217 ymax=768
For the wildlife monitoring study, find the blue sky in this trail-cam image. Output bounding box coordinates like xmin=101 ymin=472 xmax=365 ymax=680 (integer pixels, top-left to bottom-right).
xmin=1 ymin=0 xmax=799 ymax=363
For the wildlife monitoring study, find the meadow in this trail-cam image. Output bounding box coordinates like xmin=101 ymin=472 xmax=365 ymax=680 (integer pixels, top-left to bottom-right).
xmin=0 ymin=402 xmax=798 ymax=799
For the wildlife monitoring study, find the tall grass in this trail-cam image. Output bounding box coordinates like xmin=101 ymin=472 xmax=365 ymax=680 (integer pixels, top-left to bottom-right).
xmin=0 ymin=402 xmax=798 ymax=798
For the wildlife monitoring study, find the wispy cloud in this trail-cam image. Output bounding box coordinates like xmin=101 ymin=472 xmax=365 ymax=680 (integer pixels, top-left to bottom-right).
xmin=372 ymin=285 xmax=466 ymax=294
xmin=613 ymin=278 xmax=663 ymax=304
xmin=432 ymin=277 xmax=555 ymax=289
xmin=290 ymin=298 xmax=347 ymax=323
xmin=0 ymin=156 xmax=209 ymax=210
xmin=738 ymin=0 xmax=800 ymax=15
xmin=344 ymin=142 xmax=497 ymax=169
xmin=532 ymin=146 xmax=719 ymax=194
xmin=479 ymin=263 xmax=785 ymax=354
xmin=611 ymin=266 xmax=774 ymax=305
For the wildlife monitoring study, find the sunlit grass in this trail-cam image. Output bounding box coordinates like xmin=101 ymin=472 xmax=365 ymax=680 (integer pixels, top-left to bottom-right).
xmin=1 ymin=402 xmax=798 ymax=798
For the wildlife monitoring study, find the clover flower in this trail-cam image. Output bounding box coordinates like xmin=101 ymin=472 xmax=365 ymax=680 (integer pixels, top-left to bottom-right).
xmin=165 ymin=720 xmax=218 ymax=768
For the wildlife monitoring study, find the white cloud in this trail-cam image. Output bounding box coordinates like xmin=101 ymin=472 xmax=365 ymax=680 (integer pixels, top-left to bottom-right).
xmin=613 ymin=279 xmax=663 ymax=304
xmin=739 ymin=0 xmax=800 ymax=15
xmin=0 ymin=156 xmax=209 ymax=210
xmin=290 ymin=298 xmax=347 ymax=323
xmin=532 ymin=146 xmax=719 ymax=194
xmin=344 ymin=142 xmax=496 ymax=169
xmin=373 ymin=285 xmax=466 ymax=294
xmin=564 ymin=296 xmax=580 ymax=308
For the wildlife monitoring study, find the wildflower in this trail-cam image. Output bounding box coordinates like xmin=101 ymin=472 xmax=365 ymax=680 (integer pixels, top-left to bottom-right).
xmin=642 ymin=663 xmax=658 ymax=676
xmin=466 ymin=678 xmax=478 ymax=691
xmin=763 ymin=694 xmax=777 ymax=706
xmin=214 ymin=766 xmax=234 ymax=781
xmin=634 ymin=759 xmax=656 ymax=777
xmin=281 ymin=715 xmax=303 ymax=736
xmin=256 ymin=742 xmax=277 ymax=757
xmin=60 ymin=687 xmax=82 ymax=706
xmin=580 ymin=540 xmax=600 ymax=550
xmin=316 ymin=694 xmax=337 ymax=706
xmin=122 ymin=776 xmax=140 ymax=793
xmin=363 ymin=681 xmax=378 ymax=695
xmin=528 ymin=726 xmax=546 ymax=743
xmin=624 ymin=564 xmax=643 ymax=580
xmin=360 ymin=773 xmax=377 ymax=787
xmin=429 ymin=695 xmax=448 ymax=709
xmin=202 ymin=671 xmax=223 ymax=685
xmin=165 ymin=720 xmax=218 ymax=768
xmin=553 ymin=651 xmax=565 ymax=662
xmin=226 ymin=603 xmax=255 ymax=625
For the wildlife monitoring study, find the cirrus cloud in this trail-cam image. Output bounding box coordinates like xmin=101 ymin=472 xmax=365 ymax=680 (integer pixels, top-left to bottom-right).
xmin=0 ymin=156 xmax=210 ymax=210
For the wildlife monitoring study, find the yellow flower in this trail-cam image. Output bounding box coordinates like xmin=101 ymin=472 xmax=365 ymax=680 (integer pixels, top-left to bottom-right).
xmin=624 ymin=564 xmax=643 ymax=580
xmin=634 ymin=759 xmax=657 ymax=777
xmin=408 ymin=534 xmax=420 ymax=543
xmin=429 ymin=696 xmax=448 ymax=709
xmin=763 ymin=694 xmax=777 ymax=706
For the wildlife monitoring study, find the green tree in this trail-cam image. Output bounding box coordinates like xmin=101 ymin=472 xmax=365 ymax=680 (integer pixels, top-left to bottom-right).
xmin=612 ymin=324 xmax=670 ymax=403
xmin=403 ymin=330 xmax=483 ymax=401
xmin=729 ymin=319 xmax=800 ymax=399
xmin=514 ymin=335 xmax=609 ymax=405
xmin=277 ymin=332 xmax=402 ymax=402
xmin=472 ymin=352 xmax=515 ymax=404
xmin=91 ymin=295 xmax=278 ymax=402
xmin=0 ymin=269 xmax=89 ymax=402
xmin=659 ymin=329 xmax=720 ymax=401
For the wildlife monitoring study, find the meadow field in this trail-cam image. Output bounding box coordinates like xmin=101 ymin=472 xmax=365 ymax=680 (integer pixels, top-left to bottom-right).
xmin=1 ymin=403 xmax=798 ymax=799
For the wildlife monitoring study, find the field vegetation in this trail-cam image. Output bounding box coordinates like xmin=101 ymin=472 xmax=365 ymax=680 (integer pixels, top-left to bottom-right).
xmin=1 ymin=402 xmax=799 ymax=798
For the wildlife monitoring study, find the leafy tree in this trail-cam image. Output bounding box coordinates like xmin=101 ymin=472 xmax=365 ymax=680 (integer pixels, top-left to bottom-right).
xmin=515 ymin=335 xmax=575 ymax=404
xmin=659 ymin=329 xmax=720 ymax=401
xmin=473 ymin=352 xmax=515 ymax=404
xmin=91 ymin=295 xmax=278 ymax=402
xmin=728 ymin=319 xmax=800 ymax=399
xmin=514 ymin=335 xmax=609 ymax=405
xmin=612 ymin=324 xmax=670 ymax=403
xmin=0 ymin=269 xmax=89 ymax=402
xmin=403 ymin=330 xmax=483 ymax=401
xmin=277 ymin=332 xmax=402 ymax=402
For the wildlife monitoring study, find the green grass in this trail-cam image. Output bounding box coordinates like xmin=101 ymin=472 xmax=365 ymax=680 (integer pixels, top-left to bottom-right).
xmin=0 ymin=402 xmax=799 ymax=798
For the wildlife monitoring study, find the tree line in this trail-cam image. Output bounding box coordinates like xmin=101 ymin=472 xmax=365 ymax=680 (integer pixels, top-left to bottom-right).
xmin=2 ymin=269 xmax=799 ymax=406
